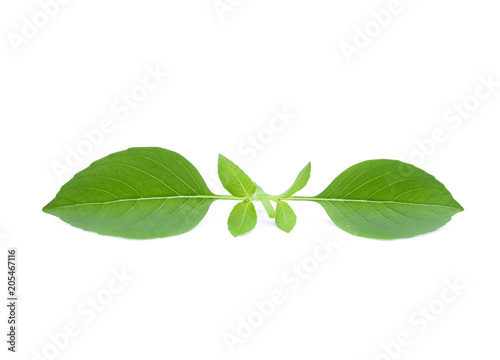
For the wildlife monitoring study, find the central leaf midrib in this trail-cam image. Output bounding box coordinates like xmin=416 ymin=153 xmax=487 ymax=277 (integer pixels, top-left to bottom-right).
xmin=291 ymin=197 xmax=460 ymax=209
xmin=227 ymin=164 xmax=252 ymax=196
xmin=45 ymin=195 xmax=224 ymax=210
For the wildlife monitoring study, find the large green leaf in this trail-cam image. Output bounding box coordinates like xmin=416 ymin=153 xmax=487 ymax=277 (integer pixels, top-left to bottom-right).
xmin=43 ymin=147 xmax=216 ymax=239
xmin=227 ymin=201 xmax=257 ymax=237
xmin=218 ymin=154 xmax=256 ymax=198
xmin=312 ymin=159 xmax=463 ymax=239
xmin=278 ymin=162 xmax=311 ymax=198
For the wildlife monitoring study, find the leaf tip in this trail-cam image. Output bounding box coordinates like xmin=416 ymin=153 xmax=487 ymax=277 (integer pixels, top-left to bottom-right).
xmin=42 ymin=202 xmax=53 ymax=214
xmin=450 ymin=195 xmax=464 ymax=213
xmin=218 ymin=154 xmax=228 ymax=162
xmin=229 ymin=230 xmax=238 ymax=237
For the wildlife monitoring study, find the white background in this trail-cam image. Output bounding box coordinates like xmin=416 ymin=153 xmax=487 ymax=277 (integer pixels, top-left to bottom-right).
xmin=1 ymin=0 xmax=499 ymax=359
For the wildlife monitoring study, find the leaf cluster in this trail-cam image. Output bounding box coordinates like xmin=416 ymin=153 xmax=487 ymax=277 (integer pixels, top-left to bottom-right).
xmin=43 ymin=148 xmax=463 ymax=239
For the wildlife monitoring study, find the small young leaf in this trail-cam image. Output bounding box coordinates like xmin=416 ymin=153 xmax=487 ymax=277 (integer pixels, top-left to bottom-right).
xmin=43 ymin=147 xmax=216 ymax=239
xmin=279 ymin=162 xmax=311 ymax=199
xmin=227 ymin=201 xmax=257 ymax=237
xmin=275 ymin=201 xmax=297 ymax=233
xmin=313 ymin=159 xmax=463 ymax=239
xmin=218 ymin=154 xmax=257 ymax=197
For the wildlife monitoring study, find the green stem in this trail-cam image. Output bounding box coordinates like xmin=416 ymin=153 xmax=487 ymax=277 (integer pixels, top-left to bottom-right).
xmin=215 ymin=192 xmax=312 ymax=217
xmin=285 ymin=196 xmax=316 ymax=201
xmin=255 ymin=186 xmax=276 ymax=218
xmin=215 ymin=194 xmax=312 ymax=203
xmin=217 ymin=195 xmax=244 ymax=200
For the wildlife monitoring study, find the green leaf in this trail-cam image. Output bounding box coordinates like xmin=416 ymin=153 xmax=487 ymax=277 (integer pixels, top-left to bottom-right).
xmin=279 ymin=162 xmax=311 ymax=198
xmin=275 ymin=201 xmax=297 ymax=233
xmin=218 ymin=154 xmax=257 ymax=197
xmin=311 ymin=159 xmax=463 ymax=239
xmin=227 ymin=201 xmax=257 ymax=237
xmin=43 ymin=147 xmax=216 ymax=239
